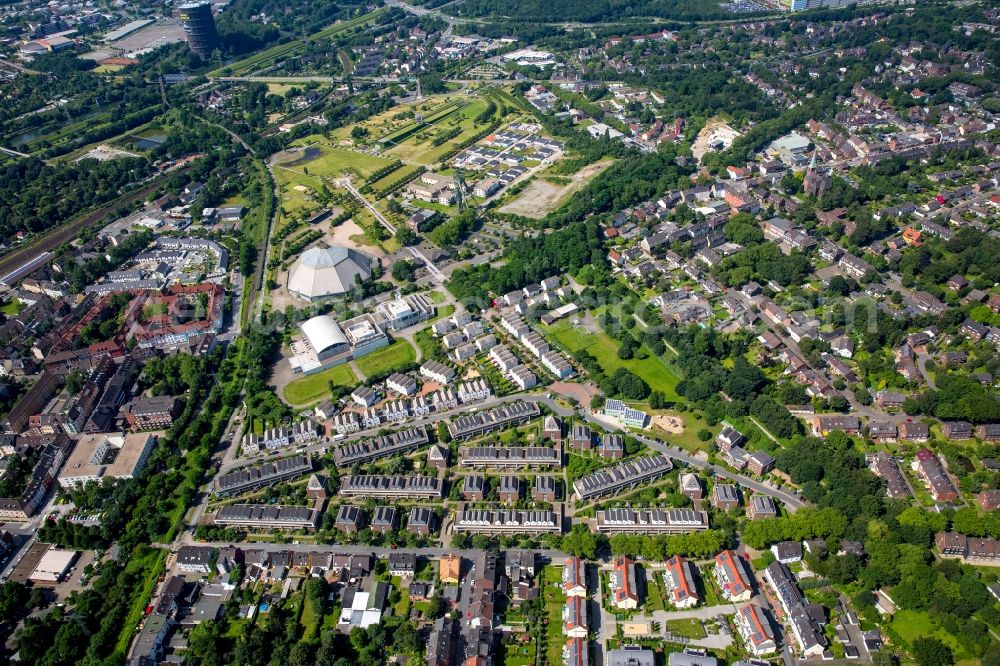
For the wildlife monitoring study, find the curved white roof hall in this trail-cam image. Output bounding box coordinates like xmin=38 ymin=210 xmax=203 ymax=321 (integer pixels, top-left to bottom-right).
xmin=301 ymin=315 xmax=348 ymax=355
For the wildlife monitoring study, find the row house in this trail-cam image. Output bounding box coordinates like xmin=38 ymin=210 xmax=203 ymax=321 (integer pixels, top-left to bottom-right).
xmin=333 ymin=427 xmax=430 ymax=467
xmin=453 ymin=504 xmax=561 ymax=534
xmin=914 ymin=449 xmax=959 ymax=502
xmin=572 ymin=456 xmax=672 ymax=501
xmin=339 ymin=474 xmax=442 ymax=499
xmin=595 ymin=508 xmax=709 ymax=533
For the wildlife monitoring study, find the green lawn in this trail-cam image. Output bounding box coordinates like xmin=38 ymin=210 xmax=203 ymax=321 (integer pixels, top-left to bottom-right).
xmin=386 ymin=99 xmax=490 ymax=165
xmin=543 ymin=566 xmax=566 ymax=666
xmin=300 ymin=593 xmax=320 ymax=640
xmin=504 ymin=642 xmax=536 ymax=666
xmin=283 ymin=363 xmax=357 ymax=406
xmin=395 ymin=587 xmax=411 ymax=616
xmin=644 ymin=569 xmax=668 ymax=612
xmin=0 ymin=298 xmax=21 ymax=315
xmin=698 ymin=566 xmax=724 ymax=607
xmin=356 ymin=340 xmax=416 ymax=378
xmin=666 ymin=618 xmax=706 ymax=639
xmin=282 ymin=138 xmax=395 ymax=180
xmin=369 ymin=164 xmax=423 ymax=192
xmin=542 ymin=319 xmax=682 ymax=401
xmin=889 ymin=610 xmax=972 ymax=661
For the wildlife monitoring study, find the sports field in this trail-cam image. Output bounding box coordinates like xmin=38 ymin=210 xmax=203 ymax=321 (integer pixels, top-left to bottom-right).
xmin=356 ymin=340 xmax=416 ymax=378
xmin=283 ymin=364 xmax=357 ymax=406
xmin=543 ymin=319 xmax=683 ymax=401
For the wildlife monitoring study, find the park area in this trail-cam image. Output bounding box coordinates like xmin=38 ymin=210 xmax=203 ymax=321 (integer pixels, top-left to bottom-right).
xmin=282 ymin=363 xmax=357 ymax=407
xmin=541 ymin=317 xmax=683 ymax=402
xmin=384 ymin=98 xmax=494 ymax=165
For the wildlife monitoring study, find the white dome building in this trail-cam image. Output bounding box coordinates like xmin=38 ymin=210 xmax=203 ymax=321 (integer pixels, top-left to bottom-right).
xmin=287 ymin=246 xmax=372 ymax=300
xmin=300 ymin=315 xmax=350 ymax=361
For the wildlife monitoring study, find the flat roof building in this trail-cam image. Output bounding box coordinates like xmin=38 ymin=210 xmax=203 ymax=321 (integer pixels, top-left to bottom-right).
xmin=58 ymin=432 xmax=156 ymax=489
xmin=29 ymin=547 xmax=77 ymax=582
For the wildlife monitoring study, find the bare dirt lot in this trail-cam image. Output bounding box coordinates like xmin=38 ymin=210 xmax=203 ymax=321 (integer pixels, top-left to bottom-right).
xmin=651 ymin=414 xmax=685 ymax=434
xmin=691 ymin=118 xmax=741 ymax=163
xmin=500 ymin=160 xmax=613 ymax=219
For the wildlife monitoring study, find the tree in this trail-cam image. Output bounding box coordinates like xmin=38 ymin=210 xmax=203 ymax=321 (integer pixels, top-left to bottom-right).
xmin=395 ymin=227 xmax=417 ymax=246
xmin=0 ymin=581 xmax=28 ymax=623
xmin=65 ymin=369 xmax=86 ymax=395
xmin=392 ymin=259 xmax=415 ymax=282
xmin=427 ymin=595 xmax=445 ymax=619
xmin=912 ymin=637 xmax=953 ymax=666
xmin=561 ymin=524 xmax=601 ymax=559
xmin=828 ymin=395 xmax=850 ymax=412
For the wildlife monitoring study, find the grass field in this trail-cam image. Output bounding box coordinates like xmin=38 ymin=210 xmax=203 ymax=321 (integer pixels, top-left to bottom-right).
xmin=644 ymin=570 xmax=667 ymax=612
xmin=666 ymin=618 xmax=706 ymax=639
xmin=356 ymin=340 xmax=416 ymax=378
xmin=283 ymin=363 xmax=357 ymax=405
xmin=889 ymin=610 xmax=972 ymax=662
xmin=542 ymin=566 xmax=566 ymax=666
xmin=542 ymin=318 xmax=683 ymax=401
xmin=282 ymin=139 xmax=394 ymax=180
xmin=368 ymin=164 xmax=423 ymax=193
xmin=0 ymin=298 xmax=22 ymax=315
xmin=504 ymin=643 xmax=536 ymax=666
xmin=300 ymin=593 xmax=320 ymax=640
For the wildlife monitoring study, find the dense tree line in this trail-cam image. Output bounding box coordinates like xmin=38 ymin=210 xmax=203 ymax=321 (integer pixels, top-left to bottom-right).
xmin=665 ymin=325 xmax=802 ymax=439
xmin=903 ymin=373 xmax=1000 ymax=424
xmin=448 ymin=219 xmax=606 ymax=304
xmin=459 ymin=0 xmax=737 ymax=22
xmin=23 ymin=328 xmax=268 ymax=662
xmin=713 ymin=243 xmax=812 ymax=288
xmin=0 ymin=156 xmax=150 ymax=239
xmin=776 ymin=431 xmax=884 ymax=517
xmin=549 ymin=150 xmax=693 ymax=227
xmin=428 ymin=209 xmax=481 ymax=247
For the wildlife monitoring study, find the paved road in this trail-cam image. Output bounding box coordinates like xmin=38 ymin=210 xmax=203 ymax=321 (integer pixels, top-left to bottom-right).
xmin=409 ymin=245 xmax=446 ymax=283
xmin=916 ymin=352 xmax=937 ymax=389
xmin=337 ymin=176 xmax=397 ymax=235
xmin=634 ymin=604 xmax=739 ymax=622
xmin=586 ymin=410 xmax=809 ymax=511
